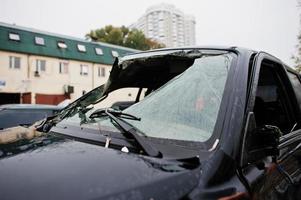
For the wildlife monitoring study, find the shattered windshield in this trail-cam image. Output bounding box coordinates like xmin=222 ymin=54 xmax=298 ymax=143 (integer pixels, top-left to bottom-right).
xmin=124 ymin=54 xmax=232 ymax=142
xmin=61 ymin=52 xmax=233 ymax=143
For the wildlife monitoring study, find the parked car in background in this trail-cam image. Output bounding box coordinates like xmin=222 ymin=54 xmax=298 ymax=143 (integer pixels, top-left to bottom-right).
xmin=0 ymin=104 xmax=63 ymax=130
xmin=1 ymin=47 xmax=301 ymax=199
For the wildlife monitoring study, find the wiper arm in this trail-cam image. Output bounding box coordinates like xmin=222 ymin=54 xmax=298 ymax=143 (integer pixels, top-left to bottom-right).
xmin=90 ymin=108 xmax=141 ymax=121
xmin=90 ymin=108 xmax=162 ymax=158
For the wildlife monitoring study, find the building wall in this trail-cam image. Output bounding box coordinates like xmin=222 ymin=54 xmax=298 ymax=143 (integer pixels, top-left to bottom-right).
xmin=0 ymin=50 xmax=111 ymax=104
xmin=0 ymin=22 xmax=139 ymax=106
xmin=130 ymin=3 xmax=196 ymax=48
xmin=93 ymin=63 xmax=110 ymax=88
xmin=184 ymin=15 xmax=196 ymax=46
xmin=0 ymin=51 xmax=29 ymax=93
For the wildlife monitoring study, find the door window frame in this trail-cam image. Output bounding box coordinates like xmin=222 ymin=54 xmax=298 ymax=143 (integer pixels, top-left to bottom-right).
xmin=240 ymin=53 xmax=300 ymax=166
xmin=245 ymin=53 xmax=299 ymax=133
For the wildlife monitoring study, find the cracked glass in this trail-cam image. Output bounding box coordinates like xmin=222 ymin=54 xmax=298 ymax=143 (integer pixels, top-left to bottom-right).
xmin=124 ymin=54 xmax=232 ymax=142
xmin=62 ymin=53 xmax=233 ymax=142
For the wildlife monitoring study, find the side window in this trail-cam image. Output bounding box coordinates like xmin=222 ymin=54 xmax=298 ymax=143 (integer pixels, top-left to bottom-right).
xmin=80 ymin=64 xmax=88 ymax=76
xmin=36 ymin=59 xmax=46 ymax=72
xmin=253 ymin=60 xmax=295 ymax=133
xmin=288 ymin=72 xmax=301 ymax=111
xmin=59 ymin=61 xmax=69 ymax=74
xmin=98 ymin=67 xmax=105 ymax=77
xmin=9 ymin=56 xmax=21 ymax=69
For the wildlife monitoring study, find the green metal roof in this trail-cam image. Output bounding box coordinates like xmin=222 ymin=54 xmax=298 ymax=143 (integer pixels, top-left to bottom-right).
xmin=0 ymin=22 xmax=138 ymax=65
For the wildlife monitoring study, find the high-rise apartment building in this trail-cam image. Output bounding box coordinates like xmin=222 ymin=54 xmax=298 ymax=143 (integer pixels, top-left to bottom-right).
xmin=130 ymin=4 xmax=196 ymax=48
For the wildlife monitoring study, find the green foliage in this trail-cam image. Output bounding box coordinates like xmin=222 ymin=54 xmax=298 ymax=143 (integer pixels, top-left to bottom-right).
xmin=292 ymin=31 xmax=301 ymax=72
xmin=145 ymin=38 xmax=166 ymax=50
xmin=293 ymin=1 xmax=301 ymax=72
xmin=124 ymin=29 xmax=148 ymax=50
xmin=86 ymin=25 xmax=165 ymax=50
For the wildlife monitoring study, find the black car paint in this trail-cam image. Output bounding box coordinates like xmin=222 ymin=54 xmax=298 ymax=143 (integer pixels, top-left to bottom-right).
xmin=1 ymin=47 xmax=301 ymax=200
xmin=0 ymin=135 xmax=200 ymax=200
xmin=50 ymin=124 xmax=209 ymax=159
xmin=240 ymin=52 xmax=301 ymax=199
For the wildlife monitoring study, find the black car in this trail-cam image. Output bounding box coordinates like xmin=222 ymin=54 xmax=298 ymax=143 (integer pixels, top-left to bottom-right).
xmin=0 ymin=104 xmax=62 ymax=129
xmin=1 ymin=47 xmax=301 ymax=200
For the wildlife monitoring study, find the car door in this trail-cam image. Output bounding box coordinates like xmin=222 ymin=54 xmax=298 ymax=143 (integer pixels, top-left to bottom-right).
xmin=241 ymin=53 xmax=301 ymax=199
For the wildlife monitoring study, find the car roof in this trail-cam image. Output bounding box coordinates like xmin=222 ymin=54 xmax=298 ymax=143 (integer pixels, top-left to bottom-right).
xmin=122 ymin=46 xmax=298 ymax=73
xmin=120 ymin=46 xmax=257 ymax=65
xmin=122 ymin=46 xmax=255 ymax=59
xmin=0 ymin=104 xmax=63 ymax=110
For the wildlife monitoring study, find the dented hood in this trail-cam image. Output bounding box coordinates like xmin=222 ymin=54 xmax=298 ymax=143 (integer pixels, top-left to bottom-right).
xmin=0 ymin=135 xmax=200 ymax=200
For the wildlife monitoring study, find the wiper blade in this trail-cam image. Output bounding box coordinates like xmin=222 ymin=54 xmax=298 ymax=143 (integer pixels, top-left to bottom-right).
xmin=90 ymin=108 xmax=141 ymax=121
xmin=90 ymin=108 xmax=162 ymax=158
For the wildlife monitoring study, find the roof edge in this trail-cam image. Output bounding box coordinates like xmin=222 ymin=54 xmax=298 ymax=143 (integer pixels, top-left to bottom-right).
xmin=0 ymin=21 xmax=139 ymax=52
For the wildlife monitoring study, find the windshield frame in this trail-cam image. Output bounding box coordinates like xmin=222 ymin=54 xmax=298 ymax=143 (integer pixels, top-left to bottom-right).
xmin=53 ymin=48 xmax=239 ymax=152
xmin=203 ymin=52 xmax=238 ymax=149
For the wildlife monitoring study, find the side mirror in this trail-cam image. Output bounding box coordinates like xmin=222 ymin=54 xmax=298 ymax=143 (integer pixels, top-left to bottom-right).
xmin=247 ymin=125 xmax=281 ymax=163
xmin=240 ymin=112 xmax=281 ymax=167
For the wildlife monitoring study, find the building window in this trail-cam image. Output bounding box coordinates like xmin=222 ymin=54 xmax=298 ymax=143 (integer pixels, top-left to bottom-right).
xmin=77 ymin=44 xmax=86 ymax=52
xmin=95 ymin=48 xmax=103 ymax=55
xmin=59 ymin=61 xmax=69 ymax=74
xmin=58 ymin=41 xmax=67 ymax=49
xmin=9 ymin=56 xmax=21 ymax=69
xmin=36 ymin=59 xmax=46 ymax=72
xmin=9 ymin=33 xmax=20 ymax=41
xmin=80 ymin=64 xmax=88 ymax=76
xmin=111 ymin=50 xmax=119 ymax=58
xmin=98 ymin=67 xmax=105 ymax=77
xmin=35 ymin=37 xmax=45 ymax=45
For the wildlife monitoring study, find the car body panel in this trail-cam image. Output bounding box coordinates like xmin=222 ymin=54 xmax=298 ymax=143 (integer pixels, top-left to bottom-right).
xmin=0 ymin=134 xmax=200 ymax=200
xmin=1 ymin=46 xmax=301 ymax=199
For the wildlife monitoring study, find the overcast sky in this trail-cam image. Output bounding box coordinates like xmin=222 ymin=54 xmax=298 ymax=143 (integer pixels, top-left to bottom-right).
xmin=0 ymin=0 xmax=299 ymax=65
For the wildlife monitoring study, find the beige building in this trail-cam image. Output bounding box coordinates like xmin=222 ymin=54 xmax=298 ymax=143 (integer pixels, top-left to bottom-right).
xmin=0 ymin=22 xmax=137 ymax=105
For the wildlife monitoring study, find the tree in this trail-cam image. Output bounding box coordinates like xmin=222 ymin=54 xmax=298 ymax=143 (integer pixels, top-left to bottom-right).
xmin=86 ymin=25 xmax=165 ymax=50
xmin=85 ymin=25 xmax=124 ymax=45
xmin=292 ymin=33 xmax=301 ymax=72
xmin=292 ymin=1 xmax=301 ymax=72
xmin=145 ymin=38 xmax=166 ymax=50
xmin=124 ymin=29 xmax=149 ymax=50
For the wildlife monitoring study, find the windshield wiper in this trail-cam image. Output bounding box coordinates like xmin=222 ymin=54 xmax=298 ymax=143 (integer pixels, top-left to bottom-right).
xmin=89 ymin=108 xmax=162 ymax=158
xmin=90 ymin=108 xmax=141 ymax=121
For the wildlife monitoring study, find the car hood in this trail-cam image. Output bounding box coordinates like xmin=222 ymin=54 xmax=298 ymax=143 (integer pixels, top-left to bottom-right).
xmin=0 ymin=135 xmax=200 ymax=200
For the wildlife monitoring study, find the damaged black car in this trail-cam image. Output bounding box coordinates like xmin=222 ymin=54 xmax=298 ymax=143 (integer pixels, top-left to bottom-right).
xmin=1 ymin=47 xmax=301 ymax=200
